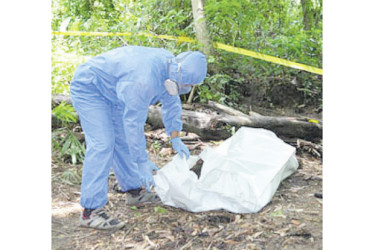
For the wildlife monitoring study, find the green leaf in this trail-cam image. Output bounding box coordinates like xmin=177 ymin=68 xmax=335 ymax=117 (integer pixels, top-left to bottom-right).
xmin=270 ymin=209 xmax=285 ymax=218
xmin=154 ymin=206 xmax=166 ymax=214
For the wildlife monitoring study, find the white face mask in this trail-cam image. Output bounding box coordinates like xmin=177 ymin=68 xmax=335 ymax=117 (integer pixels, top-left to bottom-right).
xmin=165 ymin=53 xmax=193 ymax=96
xmin=164 ymin=79 xmax=180 ymax=96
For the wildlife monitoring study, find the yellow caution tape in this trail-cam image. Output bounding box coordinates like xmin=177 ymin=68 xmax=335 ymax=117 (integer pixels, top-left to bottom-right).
xmin=52 ymin=31 xmax=133 ymax=37
xmin=214 ymin=42 xmax=322 ymax=75
xmin=308 ymin=119 xmax=320 ymax=124
xmin=52 ymin=31 xmax=322 ymax=75
xmin=52 ymin=31 xmax=196 ymax=43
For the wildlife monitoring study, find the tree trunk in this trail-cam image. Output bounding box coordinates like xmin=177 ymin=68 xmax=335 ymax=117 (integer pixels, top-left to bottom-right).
xmin=300 ymin=0 xmax=314 ymax=31
xmin=147 ymin=102 xmax=322 ymax=142
xmin=191 ymin=0 xmax=215 ymax=58
xmin=189 ymin=0 xmax=217 ymax=104
xmin=52 ymin=94 xmax=72 ymax=107
xmin=52 ymin=95 xmax=322 ymax=141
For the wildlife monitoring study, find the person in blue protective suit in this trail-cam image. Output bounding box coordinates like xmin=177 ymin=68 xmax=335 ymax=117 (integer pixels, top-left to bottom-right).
xmin=69 ymin=46 xmax=207 ymax=230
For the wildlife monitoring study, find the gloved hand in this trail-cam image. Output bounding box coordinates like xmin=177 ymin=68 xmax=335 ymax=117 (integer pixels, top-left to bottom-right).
xmin=147 ymin=160 xmax=159 ymax=172
xmin=170 ymin=137 xmax=190 ymax=159
xmin=138 ymin=160 xmax=158 ymax=192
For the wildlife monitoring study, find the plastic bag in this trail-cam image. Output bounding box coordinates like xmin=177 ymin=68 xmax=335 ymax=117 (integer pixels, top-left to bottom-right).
xmin=154 ymin=127 xmax=299 ymax=213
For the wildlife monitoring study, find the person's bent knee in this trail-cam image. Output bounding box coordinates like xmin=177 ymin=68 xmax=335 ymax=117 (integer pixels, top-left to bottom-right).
xmin=94 ymin=140 xmax=115 ymax=153
xmin=87 ymin=137 xmax=115 ymax=154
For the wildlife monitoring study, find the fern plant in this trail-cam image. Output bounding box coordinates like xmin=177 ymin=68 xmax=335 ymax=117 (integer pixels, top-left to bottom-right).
xmin=52 ymin=102 xmax=85 ymax=165
xmin=52 ymin=102 xmax=77 ymax=124
xmin=52 ymin=128 xmax=85 ymax=165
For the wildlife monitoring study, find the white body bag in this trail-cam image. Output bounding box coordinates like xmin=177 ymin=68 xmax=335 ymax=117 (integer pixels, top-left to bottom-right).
xmin=154 ymin=127 xmax=299 ymax=213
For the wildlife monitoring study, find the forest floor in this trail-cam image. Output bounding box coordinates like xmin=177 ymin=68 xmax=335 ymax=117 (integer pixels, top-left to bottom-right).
xmin=52 ymin=124 xmax=322 ymax=250
xmin=52 ymin=103 xmax=322 ymax=250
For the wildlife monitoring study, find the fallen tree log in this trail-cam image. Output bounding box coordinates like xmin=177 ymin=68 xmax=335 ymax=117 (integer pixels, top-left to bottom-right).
xmin=52 ymin=95 xmax=322 ymax=141
xmin=148 ymin=102 xmax=322 ymax=141
xmin=52 ymin=94 xmax=72 ymax=107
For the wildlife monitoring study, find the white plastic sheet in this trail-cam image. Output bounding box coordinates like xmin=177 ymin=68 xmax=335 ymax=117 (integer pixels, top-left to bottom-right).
xmin=154 ymin=127 xmax=299 ymax=213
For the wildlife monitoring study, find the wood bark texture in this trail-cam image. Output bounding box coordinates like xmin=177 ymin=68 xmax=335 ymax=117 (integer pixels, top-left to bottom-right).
xmin=189 ymin=0 xmax=217 ymax=104
xmin=147 ymin=101 xmax=322 ymax=141
xmin=52 ymin=95 xmax=322 ymax=141
xmin=191 ymin=0 xmax=215 ymax=57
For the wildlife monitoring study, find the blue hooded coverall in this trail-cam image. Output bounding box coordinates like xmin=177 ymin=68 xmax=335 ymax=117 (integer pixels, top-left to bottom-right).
xmin=70 ymin=46 xmax=207 ymax=209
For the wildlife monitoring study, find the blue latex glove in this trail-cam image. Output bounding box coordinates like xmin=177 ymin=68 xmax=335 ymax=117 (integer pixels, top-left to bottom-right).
xmin=138 ymin=161 xmax=158 ymax=192
xmin=147 ymin=160 xmax=159 ymax=172
xmin=170 ymin=137 xmax=190 ymax=159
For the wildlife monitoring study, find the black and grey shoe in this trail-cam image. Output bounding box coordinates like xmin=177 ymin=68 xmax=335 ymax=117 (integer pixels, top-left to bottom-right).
xmin=125 ymin=188 xmax=161 ymax=206
xmin=112 ymin=182 xmax=126 ymax=193
xmin=79 ymin=208 xmax=125 ymax=230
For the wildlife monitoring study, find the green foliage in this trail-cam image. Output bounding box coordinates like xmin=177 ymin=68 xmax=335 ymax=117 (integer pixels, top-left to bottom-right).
xmin=52 ymin=102 xmax=78 ymax=124
xmin=196 ymin=73 xmax=240 ymax=105
xmin=52 ymin=99 xmax=85 ymax=166
xmin=151 ymin=140 xmax=162 ymax=152
xmin=60 ymin=167 xmax=82 ymax=185
xmin=270 ymin=209 xmax=285 ymax=218
xmin=203 ymin=0 xmax=322 ymax=107
xmin=52 ymin=0 xmax=197 ymax=96
xmin=51 ymin=37 xmax=91 ymax=95
xmin=52 ymin=164 xmax=82 ymax=186
xmin=154 ymin=206 xmax=166 ymax=214
xmin=51 ymin=0 xmax=322 ymax=109
xmin=223 ymin=124 xmax=236 ymax=136
xmin=52 ymin=128 xmax=86 ymax=165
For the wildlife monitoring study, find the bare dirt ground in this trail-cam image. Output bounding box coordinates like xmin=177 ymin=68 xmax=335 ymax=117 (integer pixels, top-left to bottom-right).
xmin=52 ymin=129 xmax=322 ymax=250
